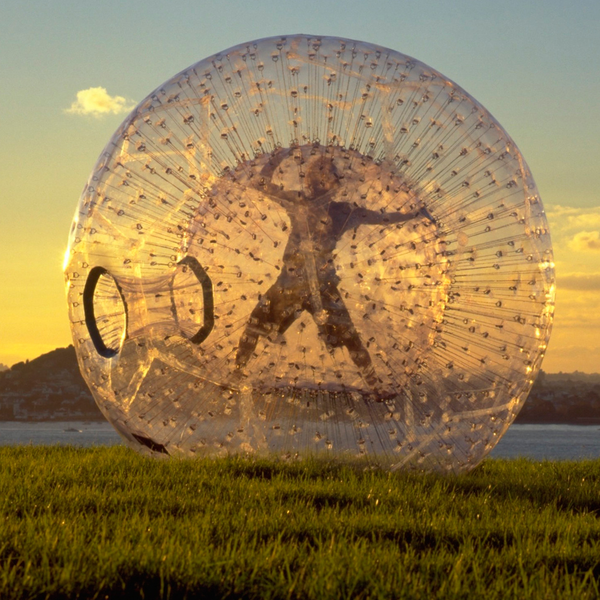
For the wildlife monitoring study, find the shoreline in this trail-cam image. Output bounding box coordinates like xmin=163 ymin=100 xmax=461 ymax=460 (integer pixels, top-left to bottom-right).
xmin=2 ymin=417 xmax=600 ymax=426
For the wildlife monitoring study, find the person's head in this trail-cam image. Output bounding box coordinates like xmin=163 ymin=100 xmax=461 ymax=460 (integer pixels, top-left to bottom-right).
xmin=305 ymin=155 xmax=339 ymax=198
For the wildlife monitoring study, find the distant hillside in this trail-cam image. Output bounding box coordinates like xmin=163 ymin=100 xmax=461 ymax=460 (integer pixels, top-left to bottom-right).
xmin=0 ymin=346 xmax=103 ymax=421
xmin=0 ymin=347 xmax=598 ymax=423
xmin=543 ymin=371 xmax=600 ymax=384
xmin=515 ymin=370 xmax=600 ymax=424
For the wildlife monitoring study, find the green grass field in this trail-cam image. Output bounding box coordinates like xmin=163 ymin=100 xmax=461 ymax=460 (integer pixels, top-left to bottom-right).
xmin=1 ymin=447 xmax=599 ymax=599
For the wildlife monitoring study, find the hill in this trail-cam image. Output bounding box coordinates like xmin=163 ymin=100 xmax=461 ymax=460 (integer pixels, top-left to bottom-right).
xmin=515 ymin=370 xmax=600 ymax=424
xmin=0 ymin=347 xmax=598 ymax=423
xmin=0 ymin=346 xmax=102 ymax=421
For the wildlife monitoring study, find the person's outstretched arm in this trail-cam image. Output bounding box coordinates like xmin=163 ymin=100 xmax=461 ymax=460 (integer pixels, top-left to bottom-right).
xmin=343 ymin=204 xmax=436 ymax=230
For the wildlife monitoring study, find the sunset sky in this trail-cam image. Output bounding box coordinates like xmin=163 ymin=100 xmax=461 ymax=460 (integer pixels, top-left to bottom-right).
xmin=1 ymin=0 xmax=598 ymax=372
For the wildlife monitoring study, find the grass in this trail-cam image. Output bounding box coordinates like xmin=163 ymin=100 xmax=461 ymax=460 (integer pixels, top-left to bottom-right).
xmin=1 ymin=447 xmax=600 ymax=599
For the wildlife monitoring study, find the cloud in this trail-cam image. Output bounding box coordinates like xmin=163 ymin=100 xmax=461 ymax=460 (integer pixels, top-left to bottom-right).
xmin=546 ymin=205 xmax=600 ymax=233
xmin=568 ymin=230 xmax=600 ymax=252
xmin=66 ymin=87 xmax=135 ymax=117
xmin=558 ymin=273 xmax=600 ymax=291
xmin=544 ymin=205 xmax=600 ymax=266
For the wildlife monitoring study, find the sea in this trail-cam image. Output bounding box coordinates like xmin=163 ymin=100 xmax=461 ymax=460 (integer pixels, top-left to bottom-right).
xmin=0 ymin=422 xmax=599 ymax=461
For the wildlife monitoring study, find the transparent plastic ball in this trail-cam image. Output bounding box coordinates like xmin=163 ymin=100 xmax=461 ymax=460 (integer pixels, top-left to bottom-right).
xmin=64 ymin=34 xmax=554 ymax=472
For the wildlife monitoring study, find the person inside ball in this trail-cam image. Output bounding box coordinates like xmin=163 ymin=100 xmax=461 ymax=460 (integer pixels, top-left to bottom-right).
xmin=232 ymin=145 xmax=436 ymax=392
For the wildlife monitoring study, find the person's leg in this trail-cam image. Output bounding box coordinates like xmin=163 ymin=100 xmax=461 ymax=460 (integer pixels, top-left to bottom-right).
xmin=235 ymin=281 xmax=303 ymax=370
xmin=235 ymin=290 xmax=277 ymax=370
xmin=318 ymin=285 xmax=378 ymax=388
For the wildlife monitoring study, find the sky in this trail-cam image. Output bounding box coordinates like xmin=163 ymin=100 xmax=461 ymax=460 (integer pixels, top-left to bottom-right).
xmin=0 ymin=0 xmax=598 ymax=373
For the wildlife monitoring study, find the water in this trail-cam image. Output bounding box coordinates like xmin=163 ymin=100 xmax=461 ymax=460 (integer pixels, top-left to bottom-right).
xmin=0 ymin=421 xmax=122 ymax=447
xmin=0 ymin=422 xmax=599 ymax=461
xmin=490 ymin=424 xmax=600 ymax=461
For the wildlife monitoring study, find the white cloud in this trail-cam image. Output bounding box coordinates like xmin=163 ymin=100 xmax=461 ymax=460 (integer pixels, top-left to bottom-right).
xmin=544 ymin=205 xmax=600 ymax=263
xmin=568 ymin=230 xmax=600 ymax=252
xmin=546 ymin=205 xmax=600 ymax=233
xmin=65 ymin=87 xmax=135 ymax=117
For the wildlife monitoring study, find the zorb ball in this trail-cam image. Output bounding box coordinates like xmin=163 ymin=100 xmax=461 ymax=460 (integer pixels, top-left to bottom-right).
xmin=64 ymin=35 xmax=554 ymax=472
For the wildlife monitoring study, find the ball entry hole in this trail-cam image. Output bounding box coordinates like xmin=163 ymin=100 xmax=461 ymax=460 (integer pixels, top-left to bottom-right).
xmin=83 ymin=267 xmax=127 ymax=358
